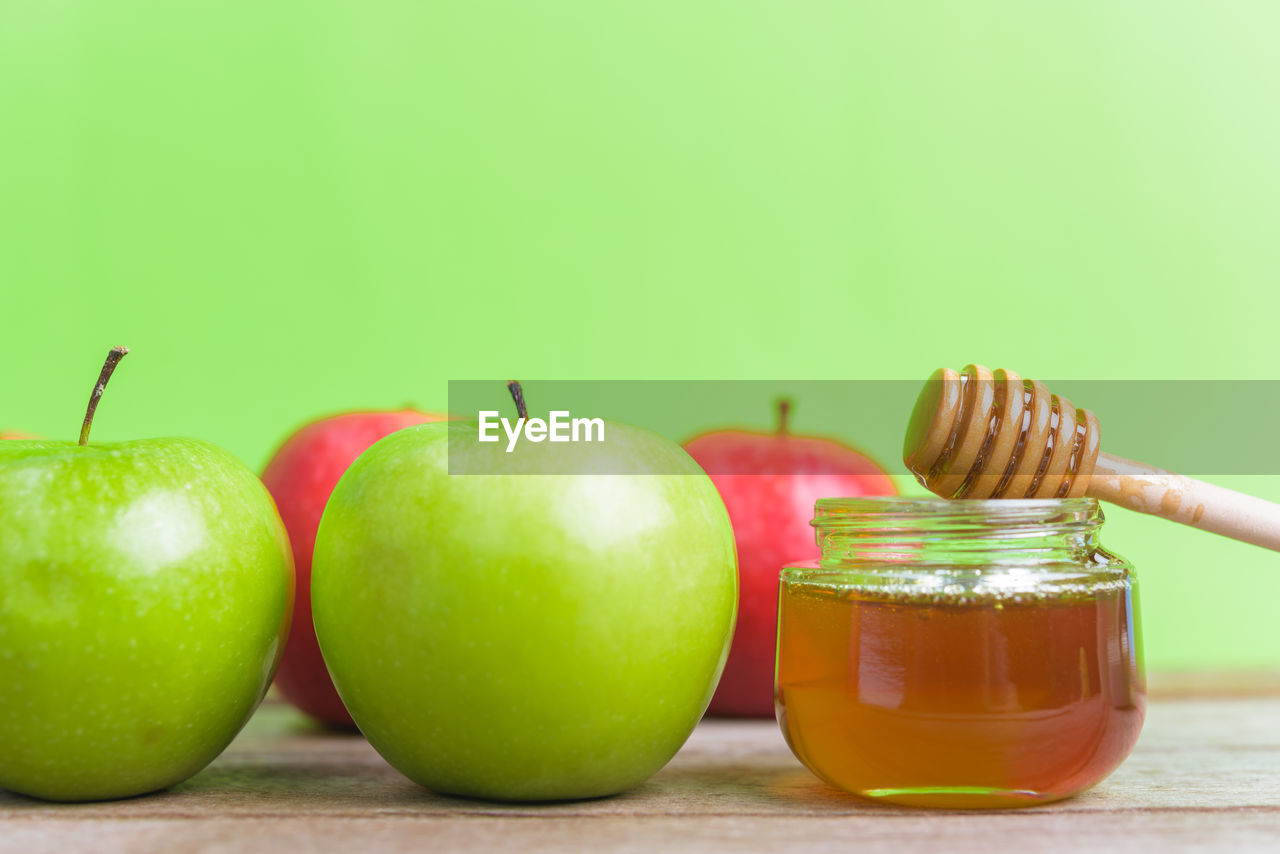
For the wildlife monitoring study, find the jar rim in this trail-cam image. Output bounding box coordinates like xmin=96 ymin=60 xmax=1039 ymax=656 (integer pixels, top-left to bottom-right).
xmin=815 ymin=496 xmax=1098 ymax=513
xmin=812 ymin=496 xmax=1103 ymax=532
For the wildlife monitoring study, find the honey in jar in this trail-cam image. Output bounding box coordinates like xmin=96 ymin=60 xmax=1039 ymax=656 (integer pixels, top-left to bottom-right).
xmin=776 ymin=497 xmax=1144 ymax=808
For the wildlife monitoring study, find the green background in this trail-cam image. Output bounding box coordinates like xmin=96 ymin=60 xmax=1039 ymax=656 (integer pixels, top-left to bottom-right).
xmin=2 ymin=2 xmax=1277 ymax=671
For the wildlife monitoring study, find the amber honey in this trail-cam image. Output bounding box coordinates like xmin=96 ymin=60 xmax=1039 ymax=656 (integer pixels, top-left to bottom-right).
xmin=776 ymin=496 xmax=1144 ymax=808
xmin=776 ymin=575 xmax=1144 ymax=808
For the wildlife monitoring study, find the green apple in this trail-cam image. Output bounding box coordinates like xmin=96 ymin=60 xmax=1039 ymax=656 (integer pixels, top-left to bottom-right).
xmin=312 ymin=387 xmax=737 ymax=801
xmin=0 ymin=348 xmax=293 ymax=802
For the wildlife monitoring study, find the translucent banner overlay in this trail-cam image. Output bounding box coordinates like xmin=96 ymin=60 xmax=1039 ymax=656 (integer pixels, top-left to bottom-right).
xmin=446 ymin=380 xmax=1280 ymax=476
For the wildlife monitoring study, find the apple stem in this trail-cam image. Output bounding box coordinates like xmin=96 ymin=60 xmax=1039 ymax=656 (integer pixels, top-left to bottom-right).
xmin=507 ymin=380 xmax=528 ymax=420
xmin=79 ymin=346 xmax=130 ymax=446
xmin=776 ymin=397 xmax=792 ymax=436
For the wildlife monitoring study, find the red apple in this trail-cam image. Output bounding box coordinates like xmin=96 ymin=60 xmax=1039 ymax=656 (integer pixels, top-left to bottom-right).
xmin=262 ymin=409 xmax=447 ymax=727
xmin=684 ymin=400 xmax=896 ymax=718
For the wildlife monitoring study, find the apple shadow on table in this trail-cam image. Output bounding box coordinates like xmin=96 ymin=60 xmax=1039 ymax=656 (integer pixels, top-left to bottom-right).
xmin=278 ymin=716 xmax=365 ymax=739
xmin=0 ymin=754 xmax=905 ymax=816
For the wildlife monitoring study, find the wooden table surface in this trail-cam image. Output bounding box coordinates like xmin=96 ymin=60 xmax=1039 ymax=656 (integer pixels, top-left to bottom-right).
xmin=4 ymin=676 xmax=1280 ymax=853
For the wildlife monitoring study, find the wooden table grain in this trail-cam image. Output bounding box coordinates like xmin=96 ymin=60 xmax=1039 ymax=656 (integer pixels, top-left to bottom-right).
xmin=4 ymin=677 xmax=1280 ymax=853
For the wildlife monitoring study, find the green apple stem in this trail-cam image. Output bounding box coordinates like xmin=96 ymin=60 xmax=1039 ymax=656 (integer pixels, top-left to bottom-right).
xmin=506 ymin=380 xmax=528 ymax=420
xmin=776 ymin=397 xmax=792 ymax=436
xmin=79 ymin=346 xmax=130 ymax=446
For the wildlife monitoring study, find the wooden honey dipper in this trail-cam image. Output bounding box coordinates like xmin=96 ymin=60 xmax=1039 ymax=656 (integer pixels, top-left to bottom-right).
xmin=904 ymin=365 xmax=1280 ymax=551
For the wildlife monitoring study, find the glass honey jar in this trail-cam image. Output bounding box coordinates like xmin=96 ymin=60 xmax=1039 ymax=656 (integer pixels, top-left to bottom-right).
xmin=776 ymin=497 xmax=1144 ymax=808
